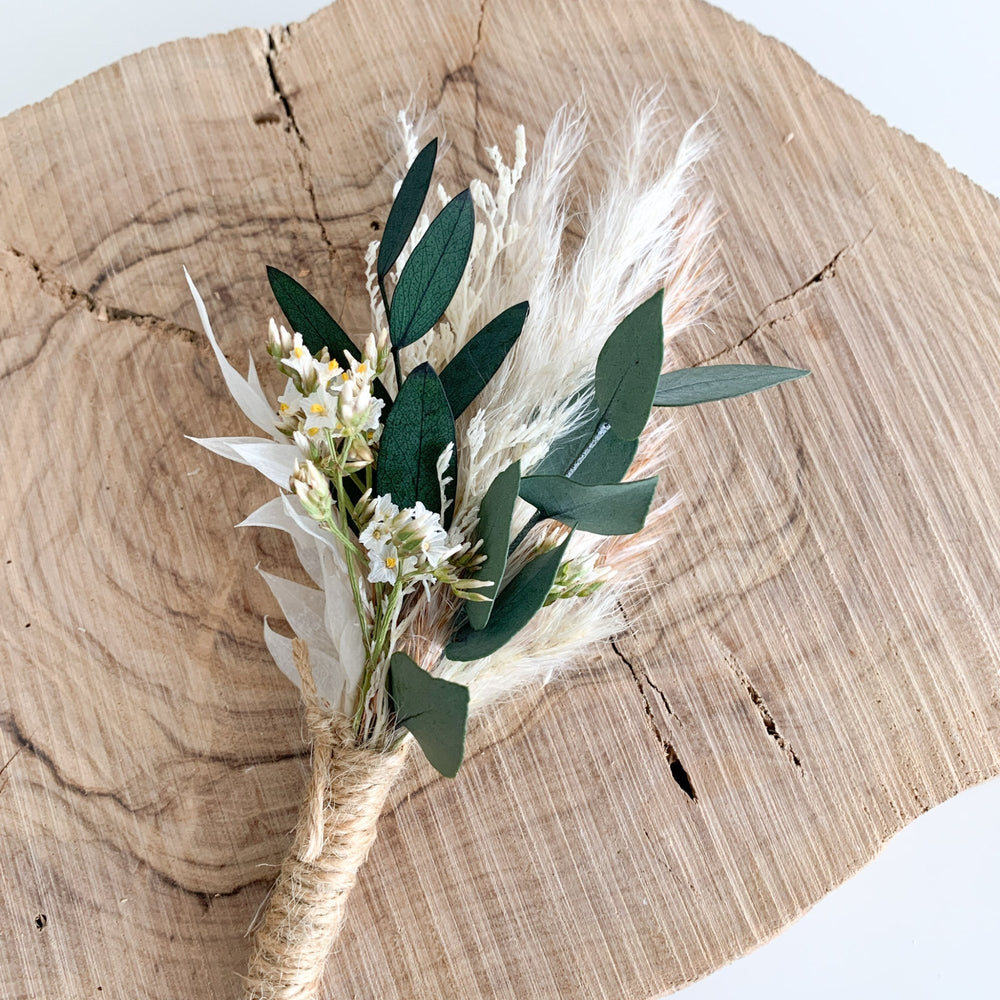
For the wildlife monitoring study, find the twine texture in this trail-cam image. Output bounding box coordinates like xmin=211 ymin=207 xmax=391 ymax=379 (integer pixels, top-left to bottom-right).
xmin=244 ymin=643 xmax=408 ymax=999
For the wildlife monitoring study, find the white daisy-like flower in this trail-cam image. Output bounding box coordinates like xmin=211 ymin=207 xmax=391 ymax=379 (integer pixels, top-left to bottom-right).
xmin=283 ymin=332 xmax=316 ymax=381
xmin=366 ymin=544 xmax=401 ymax=584
xmin=314 ymin=356 xmax=345 ymax=389
xmin=301 ymin=386 xmax=340 ymax=439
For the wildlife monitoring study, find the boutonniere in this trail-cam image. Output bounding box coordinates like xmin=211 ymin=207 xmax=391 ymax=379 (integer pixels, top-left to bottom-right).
xmin=187 ymin=103 xmax=808 ymax=998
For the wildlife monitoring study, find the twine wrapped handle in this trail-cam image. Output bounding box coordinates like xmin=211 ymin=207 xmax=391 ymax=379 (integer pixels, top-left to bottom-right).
xmin=244 ymin=642 xmax=408 ymax=1000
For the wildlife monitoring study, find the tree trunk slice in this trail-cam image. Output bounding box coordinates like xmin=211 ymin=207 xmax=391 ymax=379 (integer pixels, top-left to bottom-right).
xmin=2 ymin=1 xmax=998 ymax=996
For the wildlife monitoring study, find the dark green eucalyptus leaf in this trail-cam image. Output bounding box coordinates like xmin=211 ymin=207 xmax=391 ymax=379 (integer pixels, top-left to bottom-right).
xmin=445 ymin=533 xmax=572 ymax=662
xmin=467 ymin=461 xmax=521 ymax=630
xmin=388 ymin=651 xmax=469 ymax=778
xmin=267 ymin=266 xmax=357 ymax=364
xmin=440 ymin=302 xmax=528 ymax=418
xmin=377 ymin=138 xmax=438 ymax=286
xmin=594 ymin=289 xmax=665 ymax=440
xmin=531 ymin=391 xmax=638 ymax=485
xmin=267 ymin=266 xmax=391 ymax=408
xmin=389 ymin=190 xmax=475 ymax=349
xmin=374 ymin=362 xmax=456 ymax=522
xmin=518 ymin=475 xmax=657 ymax=535
xmin=653 ymin=364 xmax=810 ymax=406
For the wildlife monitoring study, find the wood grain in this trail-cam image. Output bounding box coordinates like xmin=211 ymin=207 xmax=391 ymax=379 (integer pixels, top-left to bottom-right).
xmin=3 ymin=1 xmax=1000 ymax=996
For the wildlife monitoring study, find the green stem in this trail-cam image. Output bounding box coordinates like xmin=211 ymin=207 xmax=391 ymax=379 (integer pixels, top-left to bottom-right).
xmin=392 ymin=346 xmax=403 ymax=391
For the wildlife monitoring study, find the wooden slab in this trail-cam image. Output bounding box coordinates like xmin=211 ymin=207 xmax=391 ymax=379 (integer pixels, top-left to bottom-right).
xmin=3 ymin=1 xmax=1000 ymax=996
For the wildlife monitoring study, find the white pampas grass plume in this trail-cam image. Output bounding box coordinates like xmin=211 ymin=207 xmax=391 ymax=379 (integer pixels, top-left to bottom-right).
xmin=375 ymin=98 xmax=717 ymax=711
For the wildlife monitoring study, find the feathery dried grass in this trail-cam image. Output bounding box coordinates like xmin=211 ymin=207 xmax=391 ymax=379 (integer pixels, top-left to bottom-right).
xmin=371 ymin=98 xmax=718 ymax=709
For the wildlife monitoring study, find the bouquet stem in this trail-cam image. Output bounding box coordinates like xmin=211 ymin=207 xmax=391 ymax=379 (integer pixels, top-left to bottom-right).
xmin=244 ymin=644 xmax=408 ymax=1000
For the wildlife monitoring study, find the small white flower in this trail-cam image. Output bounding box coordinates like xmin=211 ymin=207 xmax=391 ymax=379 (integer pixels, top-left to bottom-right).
xmin=358 ymin=494 xmax=400 ymax=552
xmin=301 ymin=386 xmax=340 ymax=439
xmin=366 ymin=544 xmax=401 ymax=584
xmin=283 ymin=332 xmax=316 ymax=381
xmin=314 ymin=356 xmax=345 ymax=389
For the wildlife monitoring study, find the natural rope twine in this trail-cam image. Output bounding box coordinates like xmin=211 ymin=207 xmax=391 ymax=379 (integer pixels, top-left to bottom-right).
xmin=243 ymin=641 xmax=408 ymax=1000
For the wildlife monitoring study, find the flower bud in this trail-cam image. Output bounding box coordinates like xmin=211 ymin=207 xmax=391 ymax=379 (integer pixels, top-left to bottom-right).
xmin=290 ymin=459 xmax=332 ymax=521
xmin=267 ymin=317 xmax=283 ymax=358
xmin=363 ymin=332 xmax=378 ymax=363
xmin=343 ymin=440 xmax=375 ymax=472
xmin=338 ymin=380 xmax=357 ymax=421
xmin=356 ymin=383 xmax=372 ymax=413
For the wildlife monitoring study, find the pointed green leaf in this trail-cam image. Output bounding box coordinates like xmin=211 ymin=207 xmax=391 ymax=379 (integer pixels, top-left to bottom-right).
xmin=389 ymin=190 xmax=475 ymax=349
xmin=594 ymin=289 xmax=665 ymax=440
xmin=440 ymin=302 xmax=528 ymax=418
xmin=445 ymin=533 xmax=572 ymax=662
xmin=388 ymin=651 xmax=469 ymax=778
xmin=267 ymin=266 xmax=392 ymax=408
xmin=531 ymin=393 xmax=638 ymax=485
xmin=375 ymin=362 xmax=456 ymax=522
xmin=653 ymin=364 xmax=810 ymax=406
xmin=267 ymin=266 xmax=356 ymax=364
xmin=467 ymin=461 xmax=521 ymax=630
xmin=518 ymin=475 xmax=657 ymax=535
xmin=377 ymin=138 xmax=438 ymax=285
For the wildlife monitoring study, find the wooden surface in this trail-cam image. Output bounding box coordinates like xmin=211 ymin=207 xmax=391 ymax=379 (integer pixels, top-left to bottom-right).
xmin=3 ymin=1 xmax=1000 ymax=996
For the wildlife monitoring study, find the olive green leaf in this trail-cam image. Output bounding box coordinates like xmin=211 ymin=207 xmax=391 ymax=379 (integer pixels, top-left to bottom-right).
xmin=377 ymin=138 xmax=438 ymax=286
xmin=531 ymin=392 xmax=638 ymax=485
xmin=267 ymin=266 xmax=356 ymax=365
xmin=653 ymin=364 xmax=810 ymax=406
xmin=594 ymin=289 xmax=664 ymax=440
xmin=466 ymin=460 xmax=521 ymax=630
xmin=445 ymin=532 xmax=572 ymax=662
xmin=375 ymin=362 xmax=456 ymax=521
xmin=440 ymin=302 xmax=528 ymax=418
xmin=388 ymin=651 xmax=469 ymax=778
xmin=518 ymin=475 xmax=657 ymax=535
xmin=389 ymin=190 xmax=475 ymax=349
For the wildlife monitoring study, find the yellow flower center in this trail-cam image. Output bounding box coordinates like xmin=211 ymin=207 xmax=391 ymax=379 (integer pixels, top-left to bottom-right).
xmin=385 ymin=556 xmax=397 ymax=569
xmin=279 ymin=402 xmax=289 ymax=412
xmin=341 ymin=371 xmax=351 ymax=382
xmin=307 ymin=427 xmax=320 ymax=437
xmin=310 ymin=403 xmax=326 ymax=414
xmin=294 ymin=346 xmax=305 ymax=358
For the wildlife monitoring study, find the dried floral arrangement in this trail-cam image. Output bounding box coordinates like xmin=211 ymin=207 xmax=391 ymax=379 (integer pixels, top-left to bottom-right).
xmin=187 ymin=103 xmax=807 ymax=999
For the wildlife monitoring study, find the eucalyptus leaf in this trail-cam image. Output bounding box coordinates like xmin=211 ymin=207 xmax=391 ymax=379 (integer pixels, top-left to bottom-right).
xmin=445 ymin=533 xmax=572 ymax=662
xmin=467 ymin=460 xmax=520 ymax=630
xmin=594 ymin=289 xmax=665 ymax=440
xmin=377 ymin=138 xmax=438 ymax=288
xmin=440 ymin=302 xmax=528 ymax=418
xmin=267 ymin=266 xmax=391 ymax=408
xmin=388 ymin=651 xmax=469 ymax=778
xmin=267 ymin=266 xmax=357 ymax=365
xmin=518 ymin=475 xmax=657 ymax=535
xmin=375 ymin=362 xmax=456 ymax=522
xmin=653 ymin=364 xmax=810 ymax=406
xmin=389 ymin=190 xmax=475 ymax=349
xmin=531 ymin=392 xmax=638 ymax=485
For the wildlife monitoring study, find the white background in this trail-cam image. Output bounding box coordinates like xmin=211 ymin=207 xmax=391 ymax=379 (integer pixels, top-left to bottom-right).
xmin=3 ymin=2 xmax=999 ymax=997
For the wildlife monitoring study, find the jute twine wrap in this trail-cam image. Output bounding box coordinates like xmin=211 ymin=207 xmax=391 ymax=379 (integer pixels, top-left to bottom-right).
xmin=244 ymin=642 xmax=408 ymax=1000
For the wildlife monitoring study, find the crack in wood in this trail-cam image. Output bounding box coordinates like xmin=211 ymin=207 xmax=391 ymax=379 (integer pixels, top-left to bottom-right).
xmin=5 ymin=246 xmax=200 ymax=343
xmin=472 ymin=0 xmax=488 ymax=63
xmin=729 ymin=660 xmax=803 ymax=770
xmin=0 ymin=710 xmax=292 ymax=898
xmin=264 ymin=27 xmax=336 ymax=263
xmin=696 ymin=233 xmax=870 ymax=365
xmin=611 ymin=639 xmax=696 ymax=801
